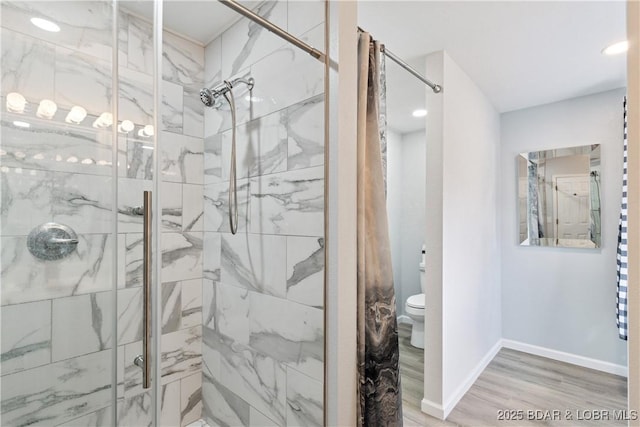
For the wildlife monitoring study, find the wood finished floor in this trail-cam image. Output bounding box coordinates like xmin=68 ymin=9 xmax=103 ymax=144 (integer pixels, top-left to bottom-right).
xmin=397 ymin=323 xmax=628 ymax=426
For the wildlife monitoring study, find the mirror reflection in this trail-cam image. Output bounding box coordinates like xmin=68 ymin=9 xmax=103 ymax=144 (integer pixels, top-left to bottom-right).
xmin=518 ymin=144 xmax=601 ymax=248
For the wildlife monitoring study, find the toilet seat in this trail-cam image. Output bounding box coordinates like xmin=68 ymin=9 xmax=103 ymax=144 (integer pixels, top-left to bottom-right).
xmin=406 ymin=293 xmax=425 ymax=309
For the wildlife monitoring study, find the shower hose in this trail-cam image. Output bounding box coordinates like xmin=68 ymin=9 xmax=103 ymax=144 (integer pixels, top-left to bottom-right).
xmin=223 ymin=84 xmax=239 ymax=235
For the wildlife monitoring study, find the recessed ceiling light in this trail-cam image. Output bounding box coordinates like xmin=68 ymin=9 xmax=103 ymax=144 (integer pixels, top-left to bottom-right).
xmin=412 ymin=109 xmax=428 ymax=118
xmin=30 ymin=17 xmax=60 ymax=33
xmin=602 ymin=40 xmax=628 ymax=56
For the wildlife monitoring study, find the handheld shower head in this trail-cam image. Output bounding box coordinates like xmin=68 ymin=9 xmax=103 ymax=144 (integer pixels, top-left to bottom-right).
xmin=200 ymin=88 xmax=215 ymax=107
xmin=199 ymin=76 xmax=255 ymax=108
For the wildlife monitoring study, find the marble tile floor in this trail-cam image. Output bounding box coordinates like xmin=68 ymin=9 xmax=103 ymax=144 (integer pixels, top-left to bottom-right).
xmin=397 ymin=322 xmax=628 ymax=427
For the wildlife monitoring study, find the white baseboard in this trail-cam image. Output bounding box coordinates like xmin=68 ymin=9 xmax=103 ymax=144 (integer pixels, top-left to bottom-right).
xmin=397 ymin=315 xmax=412 ymax=325
xmin=502 ymin=339 xmax=628 ymax=377
xmin=421 ymin=398 xmax=445 ymax=420
xmin=442 ymin=339 xmax=503 ymax=418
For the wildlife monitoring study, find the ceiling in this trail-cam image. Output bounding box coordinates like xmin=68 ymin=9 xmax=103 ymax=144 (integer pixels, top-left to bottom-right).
xmin=359 ymin=1 xmax=627 ymax=133
xmin=121 ymin=1 xmax=256 ymax=45
xmin=123 ymin=1 xmax=627 ymax=135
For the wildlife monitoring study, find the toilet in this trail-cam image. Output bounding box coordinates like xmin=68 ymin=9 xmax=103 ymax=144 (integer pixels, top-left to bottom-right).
xmin=405 ymin=261 xmax=426 ymax=349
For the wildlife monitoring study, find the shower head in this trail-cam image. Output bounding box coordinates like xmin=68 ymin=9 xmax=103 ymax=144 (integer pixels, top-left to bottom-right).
xmin=199 ymin=77 xmax=255 ymax=108
xmin=199 ymin=88 xmax=216 ymax=107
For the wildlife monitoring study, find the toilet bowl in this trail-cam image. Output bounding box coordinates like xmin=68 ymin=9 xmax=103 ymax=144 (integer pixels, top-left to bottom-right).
xmin=405 ymin=262 xmax=426 ymax=349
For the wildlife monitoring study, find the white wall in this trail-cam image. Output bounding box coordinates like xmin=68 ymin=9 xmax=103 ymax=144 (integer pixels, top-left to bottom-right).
xmin=387 ymin=129 xmax=427 ymax=318
xmin=501 ymin=88 xmax=628 ymax=368
xmin=387 ymin=129 xmax=404 ymax=315
xmin=424 ymin=50 xmax=502 ymax=417
xmin=401 ymin=131 xmax=428 ymax=305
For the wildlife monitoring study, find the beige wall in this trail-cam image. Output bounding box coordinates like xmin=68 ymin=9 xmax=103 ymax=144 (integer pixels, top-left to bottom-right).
xmin=325 ymin=1 xmax=358 ymax=426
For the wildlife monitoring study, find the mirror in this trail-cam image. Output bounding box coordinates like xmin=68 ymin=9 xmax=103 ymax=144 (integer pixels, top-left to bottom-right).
xmin=518 ymin=144 xmax=601 ymax=248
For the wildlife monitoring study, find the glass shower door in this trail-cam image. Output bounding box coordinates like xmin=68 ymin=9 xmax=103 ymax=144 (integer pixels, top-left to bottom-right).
xmin=0 ymin=1 xmax=161 ymax=425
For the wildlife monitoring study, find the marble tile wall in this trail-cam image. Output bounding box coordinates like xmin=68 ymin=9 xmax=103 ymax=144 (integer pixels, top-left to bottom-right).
xmin=202 ymin=2 xmax=326 ymax=426
xmin=1 ymin=2 xmax=118 ymax=426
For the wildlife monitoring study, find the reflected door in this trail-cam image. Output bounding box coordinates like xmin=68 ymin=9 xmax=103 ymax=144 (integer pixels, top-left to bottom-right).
xmin=554 ymin=175 xmax=591 ymax=241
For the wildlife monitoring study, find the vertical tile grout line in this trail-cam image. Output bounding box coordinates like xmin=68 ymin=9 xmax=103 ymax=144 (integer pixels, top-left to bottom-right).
xmin=111 ymin=0 xmax=120 ymax=424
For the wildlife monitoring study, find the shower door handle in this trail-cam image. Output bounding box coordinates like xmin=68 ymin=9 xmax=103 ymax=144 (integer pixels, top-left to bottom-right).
xmin=134 ymin=191 xmax=152 ymax=389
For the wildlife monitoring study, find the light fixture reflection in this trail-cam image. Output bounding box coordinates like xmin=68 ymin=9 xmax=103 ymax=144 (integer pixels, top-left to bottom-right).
xmin=65 ymin=106 xmax=87 ymax=124
xmin=30 ymin=17 xmax=60 ymax=32
xmin=36 ymin=99 xmax=57 ymax=119
xmin=6 ymin=92 xmax=26 ymax=113
xmin=412 ymin=109 xmax=428 ymax=118
xmin=93 ymin=112 xmax=113 ymax=128
xmin=137 ymin=124 xmax=155 ymax=138
xmin=118 ymin=120 xmax=134 ymax=133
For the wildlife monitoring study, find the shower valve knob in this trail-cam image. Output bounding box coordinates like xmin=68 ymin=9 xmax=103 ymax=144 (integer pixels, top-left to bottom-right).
xmin=27 ymin=222 xmax=79 ymax=261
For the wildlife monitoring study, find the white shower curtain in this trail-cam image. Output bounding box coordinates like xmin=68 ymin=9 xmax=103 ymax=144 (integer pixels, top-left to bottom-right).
xmin=356 ymin=31 xmax=403 ymax=427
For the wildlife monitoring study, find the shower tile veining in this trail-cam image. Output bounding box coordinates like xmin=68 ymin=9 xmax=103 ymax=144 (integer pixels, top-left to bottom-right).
xmin=219 ymin=1 xmax=287 ymax=78
xmin=1 ymin=349 xmax=113 ymax=427
xmin=200 ymin=3 xmax=325 ymax=426
xmin=248 ymin=165 xmax=324 ymax=236
xmin=1 ymin=27 xmax=56 ymax=101
xmin=0 ymin=300 xmax=52 ymax=376
xmin=286 ymin=235 xmax=325 ymax=308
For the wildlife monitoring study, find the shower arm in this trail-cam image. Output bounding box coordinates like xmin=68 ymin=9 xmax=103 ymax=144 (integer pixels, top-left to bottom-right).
xmin=209 ymin=77 xmax=254 ymax=101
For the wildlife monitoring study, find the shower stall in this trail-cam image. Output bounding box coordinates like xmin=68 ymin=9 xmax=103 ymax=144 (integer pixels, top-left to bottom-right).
xmin=0 ymin=1 xmax=326 ymax=425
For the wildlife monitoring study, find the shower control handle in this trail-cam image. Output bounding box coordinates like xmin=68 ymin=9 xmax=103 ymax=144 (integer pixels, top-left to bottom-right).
xmin=133 ymin=355 xmax=144 ymax=368
xmin=48 ymin=237 xmax=79 ymax=244
xmin=27 ymin=222 xmax=79 ymax=261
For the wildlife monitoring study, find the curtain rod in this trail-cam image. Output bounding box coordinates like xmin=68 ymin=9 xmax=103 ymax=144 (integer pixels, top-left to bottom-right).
xmin=380 ymin=46 xmax=442 ymax=94
xmin=218 ymin=0 xmax=326 ymax=62
xmin=358 ymin=27 xmax=442 ymax=94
